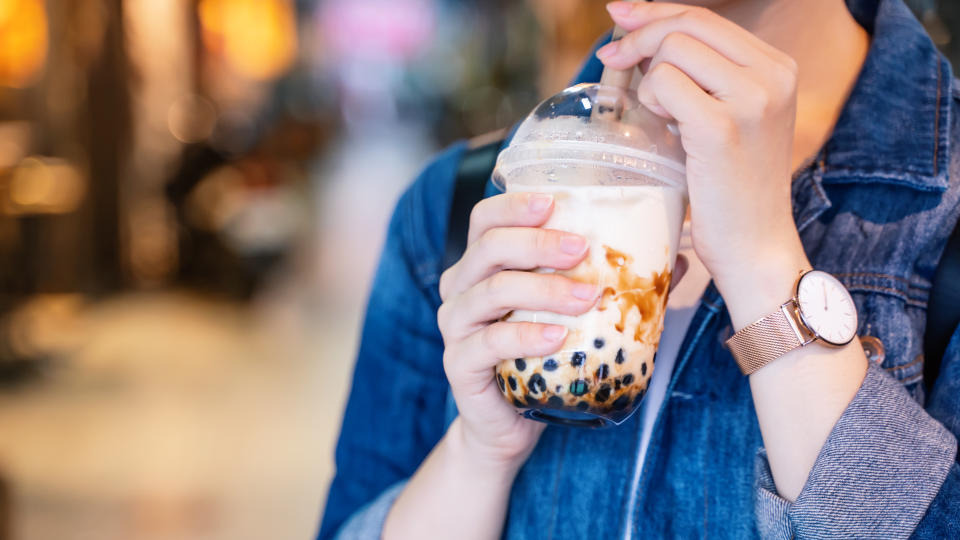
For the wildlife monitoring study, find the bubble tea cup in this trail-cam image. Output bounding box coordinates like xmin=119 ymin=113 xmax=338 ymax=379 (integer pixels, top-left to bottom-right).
xmin=491 ymin=83 xmax=687 ymax=427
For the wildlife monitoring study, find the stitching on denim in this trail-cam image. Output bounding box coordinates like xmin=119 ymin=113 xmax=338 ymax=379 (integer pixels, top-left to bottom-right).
xmin=934 ymin=54 xmax=942 ymax=177
xmin=900 ymin=373 xmax=924 ymax=386
xmin=846 ymin=283 xmax=906 ymax=298
xmin=545 ymin=429 xmax=569 ymax=540
xmin=628 ymin=305 xmax=719 ymax=537
xmin=832 ymin=272 xmax=912 ymax=286
xmin=703 ymin=402 xmax=710 ymax=537
xmin=885 ymin=354 xmax=923 ymax=374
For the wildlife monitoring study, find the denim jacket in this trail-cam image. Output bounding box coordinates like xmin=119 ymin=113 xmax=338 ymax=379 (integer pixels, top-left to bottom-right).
xmin=319 ymin=1 xmax=960 ymax=537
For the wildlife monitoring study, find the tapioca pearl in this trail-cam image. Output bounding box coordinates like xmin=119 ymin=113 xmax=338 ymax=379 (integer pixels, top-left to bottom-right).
xmin=576 ymin=401 xmax=590 ymax=411
xmin=595 ymin=384 xmax=611 ymax=403
xmin=528 ymin=373 xmax=547 ymax=393
xmin=633 ymin=392 xmax=645 ymax=406
xmin=512 ymin=397 xmax=526 ymax=408
xmin=569 ymin=379 xmax=589 ymax=396
xmin=595 ymin=364 xmax=609 ymax=380
xmin=515 ymin=358 xmax=527 ymax=371
xmin=571 ymin=351 xmax=586 ymax=367
xmin=543 ymin=358 xmax=559 ymax=371
xmin=594 ymin=338 xmax=605 ymax=349
xmin=508 ymin=376 xmax=517 ymax=391
xmin=524 ymin=393 xmax=539 ymax=405
xmin=622 ymin=373 xmax=635 ymax=385
xmin=497 ymin=374 xmax=506 ymax=393
xmin=555 ymin=385 xmax=563 ymax=393
xmin=614 ymin=378 xmax=622 ymax=390
xmin=611 ymin=395 xmax=630 ymax=410
xmin=641 ymin=362 xmax=647 ymax=376
xmin=547 ymin=395 xmax=564 ymax=408
xmin=615 ymin=348 xmax=625 ymax=364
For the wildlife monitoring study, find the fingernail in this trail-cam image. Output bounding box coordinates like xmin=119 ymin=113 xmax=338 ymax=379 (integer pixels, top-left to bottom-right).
xmin=542 ymin=325 xmax=568 ymax=341
xmin=606 ymin=2 xmax=633 ymax=17
xmin=572 ymin=282 xmax=599 ymax=300
xmin=559 ymin=234 xmax=587 ymax=255
xmin=528 ymin=193 xmax=553 ymax=213
xmin=596 ymin=41 xmax=620 ymax=59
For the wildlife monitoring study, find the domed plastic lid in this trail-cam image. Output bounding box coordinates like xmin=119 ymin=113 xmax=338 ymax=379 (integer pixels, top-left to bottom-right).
xmin=493 ymin=83 xmax=686 ymax=191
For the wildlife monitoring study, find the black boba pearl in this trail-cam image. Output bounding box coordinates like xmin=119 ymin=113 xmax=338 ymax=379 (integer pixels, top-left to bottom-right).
xmin=528 ymin=373 xmax=547 ymax=393
xmin=555 ymin=385 xmax=563 ymax=392
xmin=595 ymin=384 xmax=611 ymax=403
xmin=512 ymin=397 xmax=526 ymax=407
xmin=507 ymin=376 xmax=517 ymax=391
xmin=615 ymin=348 xmax=625 ymax=364
xmin=622 ymin=373 xmax=635 ymax=385
xmin=569 ymin=379 xmax=589 ymax=396
xmin=497 ymin=374 xmax=506 ymax=392
xmin=611 ymin=395 xmax=630 ymax=410
xmin=614 ymin=378 xmax=622 ymax=390
xmin=595 ymin=364 xmax=609 ymax=380
xmin=594 ymin=338 xmax=605 ymax=349
xmin=547 ymin=395 xmax=564 ymax=408
xmin=515 ymin=358 xmax=527 ymax=371
xmin=571 ymin=351 xmax=586 ymax=367
xmin=633 ymin=392 xmax=645 ymax=406
xmin=543 ymin=358 xmax=559 ymax=371
xmin=641 ymin=362 xmax=648 ymax=376
xmin=524 ymin=394 xmax=538 ymax=405
xmin=576 ymin=401 xmax=590 ymax=411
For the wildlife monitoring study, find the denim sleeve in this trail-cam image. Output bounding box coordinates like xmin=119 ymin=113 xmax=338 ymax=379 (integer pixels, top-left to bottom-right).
xmin=334 ymin=481 xmax=408 ymax=540
xmin=317 ymin=144 xmax=465 ymax=540
xmin=753 ymin=349 xmax=960 ymax=538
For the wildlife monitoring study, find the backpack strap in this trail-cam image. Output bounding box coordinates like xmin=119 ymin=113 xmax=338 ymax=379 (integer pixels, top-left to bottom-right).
xmin=442 ymin=136 xmax=506 ymax=271
xmin=925 ymin=215 xmax=960 ymax=391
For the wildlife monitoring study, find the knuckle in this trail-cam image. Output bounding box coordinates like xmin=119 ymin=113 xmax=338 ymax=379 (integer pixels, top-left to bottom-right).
xmin=647 ymin=62 xmax=675 ymax=84
xmin=709 ymin=114 xmax=740 ymax=144
xmin=533 ymin=228 xmax=552 ymax=254
xmin=467 ymin=200 xmax=487 ymax=238
xmin=481 ymin=323 xmax=502 ymax=355
xmin=541 ymin=274 xmax=567 ymax=299
xmin=436 ymin=301 xmax=452 ymax=333
xmin=773 ymin=61 xmax=799 ymax=97
xmin=680 ymin=7 xmax=708 ymax=25
xmin=438 ymin=268 xmax=454 ymax=301
xmin=476 ymin=227 xmax=499 ymax=256
xmin=660 ymin=32 xmax=688 ymax=55
xmin=485 ymin=271 xmax=509 ymax=298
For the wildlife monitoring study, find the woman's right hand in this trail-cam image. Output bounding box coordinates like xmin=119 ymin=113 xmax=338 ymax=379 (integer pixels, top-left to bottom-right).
xmin=437 ymin=191 xmax=599 ymax=472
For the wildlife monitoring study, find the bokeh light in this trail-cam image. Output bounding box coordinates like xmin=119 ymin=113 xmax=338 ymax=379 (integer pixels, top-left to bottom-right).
xmin=0 ymin=0 xmax=48 ymax=88
xmin=198 ymin=0 xmax=299 ymax=82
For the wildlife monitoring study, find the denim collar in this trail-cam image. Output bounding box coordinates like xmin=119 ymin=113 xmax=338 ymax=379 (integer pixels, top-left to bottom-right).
xmin=570 ymin=0 xmax=952 ymax=195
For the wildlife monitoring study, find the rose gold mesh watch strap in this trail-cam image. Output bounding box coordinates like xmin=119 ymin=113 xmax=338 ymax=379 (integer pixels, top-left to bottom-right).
xmin=725 ymin=300 xmax=808 ymax=375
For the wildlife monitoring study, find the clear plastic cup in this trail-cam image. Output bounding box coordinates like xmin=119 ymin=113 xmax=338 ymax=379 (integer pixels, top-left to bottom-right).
xmin=492 ymin=83 xmax=687 ymax=428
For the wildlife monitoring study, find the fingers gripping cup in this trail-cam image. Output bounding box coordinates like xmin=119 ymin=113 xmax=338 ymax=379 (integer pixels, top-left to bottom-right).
xmin=492 ymin=83 xmax=687 ymax=428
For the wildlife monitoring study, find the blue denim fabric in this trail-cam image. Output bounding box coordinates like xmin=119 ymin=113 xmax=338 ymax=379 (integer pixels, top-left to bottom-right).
xmin=318 ymin=0 xmax=960 ymax=538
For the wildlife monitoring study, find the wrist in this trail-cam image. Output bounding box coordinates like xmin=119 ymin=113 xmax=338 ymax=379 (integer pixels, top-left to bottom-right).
xmin=445 ymin=418 xmax=526 ymax=483
xmin=714 ymin=241 xmax=811 ymax=331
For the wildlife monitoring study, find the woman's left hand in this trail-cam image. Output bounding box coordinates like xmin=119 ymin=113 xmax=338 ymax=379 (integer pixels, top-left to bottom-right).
xmin=597 ymin=1 xmax=811 ymax=328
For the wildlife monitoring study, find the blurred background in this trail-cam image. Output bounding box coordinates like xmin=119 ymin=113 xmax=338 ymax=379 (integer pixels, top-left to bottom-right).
xmin=0 ymin=1 xmax=955 ymax=539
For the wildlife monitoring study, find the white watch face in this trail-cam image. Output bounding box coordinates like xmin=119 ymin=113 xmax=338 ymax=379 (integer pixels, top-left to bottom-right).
xmin=796 ymin=270 xmax=858 ymax=346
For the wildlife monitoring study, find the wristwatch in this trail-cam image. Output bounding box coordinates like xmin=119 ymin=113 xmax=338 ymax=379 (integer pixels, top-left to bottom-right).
xmin=725 ymin=270 xmax=858 ymax=375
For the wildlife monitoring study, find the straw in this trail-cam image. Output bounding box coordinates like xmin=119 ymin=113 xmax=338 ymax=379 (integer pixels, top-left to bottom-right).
xmin=593 ymin=5 xmax=639 ymax=121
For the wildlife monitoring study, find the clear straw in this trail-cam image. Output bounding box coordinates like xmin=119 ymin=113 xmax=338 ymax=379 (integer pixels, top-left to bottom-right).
xmin=593 ymin=3 xmax=639 ymax=121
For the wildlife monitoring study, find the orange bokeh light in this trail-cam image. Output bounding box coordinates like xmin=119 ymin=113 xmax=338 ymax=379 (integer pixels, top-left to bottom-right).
xmin=0 ymin=0 xmax=49 ymax=88
xmin=198 ymin=0 xmax=298 ymax=82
